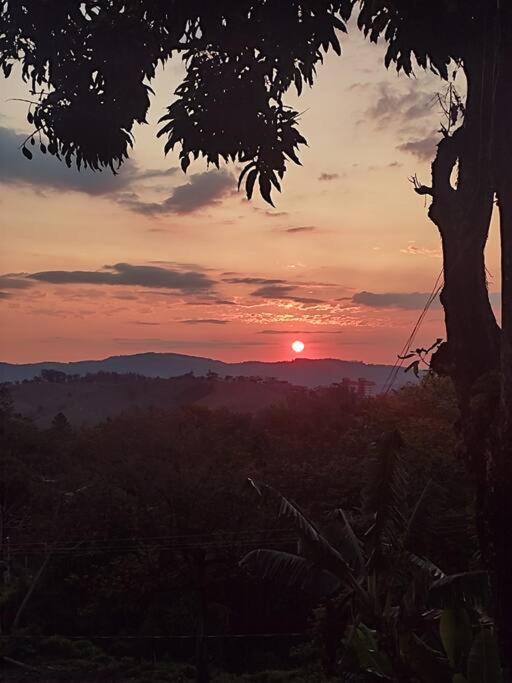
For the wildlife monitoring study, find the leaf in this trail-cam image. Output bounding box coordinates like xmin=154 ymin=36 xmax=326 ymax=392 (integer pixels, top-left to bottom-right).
xmin=405 ymin=360 xmax=420 ymax=376
xmin=240 ymin=549 xmax=340 ymax=599
xmin=329 ymin=508 xmax=365 ymax=576
xmin=22 ymin=146 xmax=33 ymax=160
xmin=245 ymin=168 xmax=258 ymax=200
xmin=351 ymin=624 xmax=393 ymax=678
xmin=259 ymin=174 xmax=274 ymax=207
xmin=247 ymin=479 xmax=366 ymax=598
xmin=407 ymin=553 xmax=445 ymax=581
xmin=428 ymin=572 xmax=491 ymax=610
xmin=180 ymin=154 xmax=190 ymax=172
xmin=363 ymin=431 xmax=407 ymax=568
xmin=467 ymin=629 xmax=503 ymax=683
xmin=400 ymin=631 xmax=451 ymax=683
xmin=403 ymin=479 xmax=435 ymax=550
xmin=237 ymin=162 xmax=256 ymax=191
xmin=440 ymin=608 xmax=473 ymax=671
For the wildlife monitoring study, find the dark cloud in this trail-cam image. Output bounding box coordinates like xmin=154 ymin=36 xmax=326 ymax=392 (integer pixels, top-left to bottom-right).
xmin=0 ymin=126 xmax=140 ymax=195
xmin=132 ymin=321 xmax=161 ymax=326
xmin=114 ymin=338 xmax=270 ymax=349
xmin=180 ymin=319 xmax=229 ymax=325
xmin=353 ymin=291 xmax=440 ymax=310
xmin=353 ymin=290 xmax=501 ymax=310
xmin=183 ymin=298 xmax=237 ymax=306
xmin=258 ymin=329 xmax=344 ymax=335
xmin=287 ymin=296 xmax=325 ymax=305
xmin=251 ymin=285 xmax=295 ymax=298
xmin=0 ymin=126 xmax=181 ymax=197
xmin=285 ymin=226 xmax=317 ymax=234
xmin=318 ymin=172 xmax=339 ymax=182
xmin=28 ymin=263 xmax=216 ymax=293
xmin=136 ymin=168 xmax=178 ymax=181
xmin=223 ymin=276 xmax=287 ymax=285
xmin=0 ymin=275 xmax=33 ymax=289
xmin=0 ymin=292 xmax=12 ymax=299
xmin=118 ymin=169 xmax=235 ymax=215
xmin=397 ymin=134 xmax=440 ymax=161
xmin=251 ymin=285 xmax=324 ymax=305
xmin=366 ymin=84 xmax=435 ymax=126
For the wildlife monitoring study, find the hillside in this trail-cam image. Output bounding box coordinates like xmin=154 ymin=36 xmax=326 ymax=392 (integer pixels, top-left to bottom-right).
xmin=5 ymin=372 xmax=306 ymax=426
xmin=0 ymin=352 xmax=413 ymax=390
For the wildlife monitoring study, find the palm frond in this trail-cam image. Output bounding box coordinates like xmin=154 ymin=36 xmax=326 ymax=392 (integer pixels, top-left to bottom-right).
xmin=428 ymin=571 xmax=491 ymax=610
xmin=407 ymin=552 xmax=446 ymax=581
xmin=240 ymin=549 xmax=340 ymax=598
xmin=328 ymin=508 xmax=366 ymax=576
xmin=467 ymin=628 xmax=503 ymax=683
xmin=247 ymin=479 xmax=367 ymax=598
xmin=403 ymin=479 xmax=435 ymax=551
xmin=363 ymin=431 xmax=407 ymax=569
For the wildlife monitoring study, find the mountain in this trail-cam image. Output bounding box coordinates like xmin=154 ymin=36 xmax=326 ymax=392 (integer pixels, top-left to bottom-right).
xmin=0 ymin=351 xmax=412 ymax=391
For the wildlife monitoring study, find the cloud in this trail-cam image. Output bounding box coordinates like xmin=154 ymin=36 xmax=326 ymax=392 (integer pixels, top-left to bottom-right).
xmin=0 ymin=292 xmax=12 ymax=299
xmin=180 ymin=319 xmax=229 ymax=325
xmin=250 ymin=285 xmax=324 ymax=305
xmin=135 ymin=168 xmax=178 ymax=181
xmin=114 ymin=338 xmax=270 ymax=349
xmin=0 ymin=275 xmax=34 ymax=289
xmin=251 ymin=285 xmax=295 ymax=298
xmin=353 ymin=291 xmax=440 ymax=310
xmin=0 ymin=125 xmax=183 ymax=198
xmin=258 ymin=329 xmax=344 ymax=335
xmin=285 ymin=226 xmax=317 ymax=234
xmin=318 ymin=172 xmax=339 ymax=182
xmin=397 ymin=134 xmax=440 ymax=161
xmin=262 ymin=210 xmax=289 ymax=218
xmin=0 ymin=126 xmax=141 ymax=195
xmin=353 ymin=290 xmax=501 ymax=311
xmin=118 ymin=169 xmax=235 ymax=214
xmin=28 ymin=263 xmax=216 ymax=293
xmin=223 ymin=276 xmax=287 ymax=285
xmin=400 ymin=242 xmax=441 ymax=258
xmin=366 ymin=83 xmax=436 ymax=126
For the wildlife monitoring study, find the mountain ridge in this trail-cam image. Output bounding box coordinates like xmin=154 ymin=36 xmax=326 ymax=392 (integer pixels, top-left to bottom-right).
xmin=0 ymin=351 xmax=411 ymax=390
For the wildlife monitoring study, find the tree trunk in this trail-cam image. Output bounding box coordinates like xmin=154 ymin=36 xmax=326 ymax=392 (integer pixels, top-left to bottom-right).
xmin=421 ymin=50 xmax=500 ymax=557
xmin=488 ymin=7 xmax=512 ymax=670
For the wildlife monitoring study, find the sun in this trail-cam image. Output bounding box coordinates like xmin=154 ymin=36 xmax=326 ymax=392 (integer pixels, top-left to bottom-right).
xmin=291 ymin=340 xmax=305 ymax=353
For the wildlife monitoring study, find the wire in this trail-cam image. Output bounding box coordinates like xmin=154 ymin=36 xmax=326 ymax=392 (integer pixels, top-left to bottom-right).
xmin=382 ymin=269 xmax=444 ymax=395
xmin=0 ymin=632 xmax=307 ymax=641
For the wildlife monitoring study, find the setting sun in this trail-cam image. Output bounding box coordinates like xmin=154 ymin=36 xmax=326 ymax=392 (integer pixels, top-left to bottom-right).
xmin=291 ymin=340 xmax=305 ymax=353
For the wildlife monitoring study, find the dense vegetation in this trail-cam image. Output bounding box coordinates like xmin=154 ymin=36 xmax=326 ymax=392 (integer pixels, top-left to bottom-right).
xmin=1 ymin=376 xmax=495 ymax=681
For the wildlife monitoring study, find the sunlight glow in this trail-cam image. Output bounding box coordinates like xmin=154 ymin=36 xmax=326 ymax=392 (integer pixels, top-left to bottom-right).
xmin=291 ymin=340 xmax=305 ymax=353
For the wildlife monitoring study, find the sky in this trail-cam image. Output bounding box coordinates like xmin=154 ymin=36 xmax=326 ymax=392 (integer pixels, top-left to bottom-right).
xmin=0 ymin=28 xmax=501 ymax=365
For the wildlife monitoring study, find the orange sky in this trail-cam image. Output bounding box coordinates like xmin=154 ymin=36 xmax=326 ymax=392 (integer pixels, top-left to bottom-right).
xmin=0 ymin=30 xmax=501 ymax=364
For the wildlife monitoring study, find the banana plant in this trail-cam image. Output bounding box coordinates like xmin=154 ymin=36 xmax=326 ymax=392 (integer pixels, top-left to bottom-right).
xmin=240 ymin=432 xmax=503 ymax=682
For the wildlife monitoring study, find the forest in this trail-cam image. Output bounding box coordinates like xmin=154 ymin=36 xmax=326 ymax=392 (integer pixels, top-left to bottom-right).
xmin=1 ymin=375 xmax=498 ymax=681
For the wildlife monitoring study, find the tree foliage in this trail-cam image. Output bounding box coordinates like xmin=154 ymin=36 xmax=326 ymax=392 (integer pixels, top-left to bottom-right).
xmin=1 ymin=1 xmax=496 ymax=204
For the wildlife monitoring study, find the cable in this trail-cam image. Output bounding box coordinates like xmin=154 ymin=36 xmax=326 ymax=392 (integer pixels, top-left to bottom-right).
xmin=381 ymin=270 xmax=444 ymax=394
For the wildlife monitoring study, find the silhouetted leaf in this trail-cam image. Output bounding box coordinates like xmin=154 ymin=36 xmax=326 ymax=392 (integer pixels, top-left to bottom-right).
xmin=467 ymin=629 xmax=503 ymax=683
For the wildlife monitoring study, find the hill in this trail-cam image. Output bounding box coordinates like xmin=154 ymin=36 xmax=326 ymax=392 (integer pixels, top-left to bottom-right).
xmin=0 ymin=352 xmax=412 ymax=390
xmin=5 ymin=372 xmax=308 ymax=426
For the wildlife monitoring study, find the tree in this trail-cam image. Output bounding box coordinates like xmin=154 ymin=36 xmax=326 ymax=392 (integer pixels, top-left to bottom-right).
xmin=1 ymin=0 xmax=511 ymax=666
xmin=240 ymin=435 xmax=503 ymax=681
